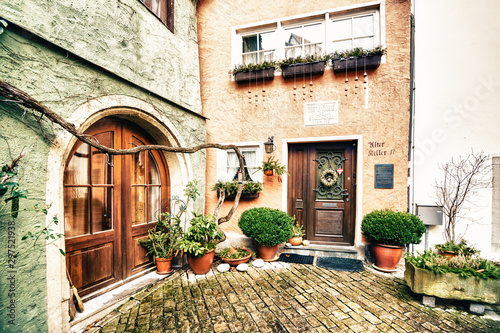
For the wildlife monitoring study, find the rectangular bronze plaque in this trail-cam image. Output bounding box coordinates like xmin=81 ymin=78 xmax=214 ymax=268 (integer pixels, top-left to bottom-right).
xmin=375 ymin=164 xmax=394 ymax=189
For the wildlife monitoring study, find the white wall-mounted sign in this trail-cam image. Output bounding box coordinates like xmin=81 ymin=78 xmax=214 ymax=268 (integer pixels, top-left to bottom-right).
xmin=304 ymin=101 xmax=339 ymax=126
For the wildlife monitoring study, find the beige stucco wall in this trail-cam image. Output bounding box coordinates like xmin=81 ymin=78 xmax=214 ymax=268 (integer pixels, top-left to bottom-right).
xmin=197 ymin=0 xmax=412 ymax=241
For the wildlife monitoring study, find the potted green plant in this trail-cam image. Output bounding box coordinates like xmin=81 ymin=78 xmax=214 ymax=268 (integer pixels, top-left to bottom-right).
xmin=139 ymin=212 xmax=183 ymax=274
xmin=331 ymin=45 xmax=385 ymax=73
xmin=216 ymin=247 xmax=253 ymax=266
xmin=230 ymin=61 xmax=277 ymax=84
xmin=288 ymin=219 xmax=305 ymax=246
xmin=178 ymin=213 xmax=223 ymax=274
xmin=238 ymin=207 xmax=294 ymax=261
xmin=404 ymin=250 xmax=500 ymax=304
xmin=279 ymin=54 xmax=330 ymax=79
xmin=361 ymin=209 xmax=425 ymax=272
xmin=212 ymin=180 xmax=263 ymax=200
xmin=435 ymin=240 xmax=478 ymax=259
xmin=254 ymin=156 xmax=289 ymax=182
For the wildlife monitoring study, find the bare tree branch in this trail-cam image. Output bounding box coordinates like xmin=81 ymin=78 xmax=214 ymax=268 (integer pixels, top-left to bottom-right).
xmin=0 ymin=78 xmax=244 ymax=225
xmin=435 ymin=150 xmax=491 ymax=243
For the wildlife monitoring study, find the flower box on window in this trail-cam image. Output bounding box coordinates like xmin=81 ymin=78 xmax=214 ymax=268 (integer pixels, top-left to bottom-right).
xmin=281 ymin=61 xmax=327 ymax=79
xmin=234 ymin=67 xmax=275 ymax=84
xmin=212 ymin=180 xmax=263 ymax=201
xmin=332 ymin=54 xmax=382 ymax=73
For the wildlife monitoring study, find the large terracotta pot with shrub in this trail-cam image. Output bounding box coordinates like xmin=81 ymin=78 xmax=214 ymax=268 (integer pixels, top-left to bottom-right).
xmin=238 ymin=207 xmax=294 ymax=261
xmin=361 ymin=210 xmax=426 ymax=272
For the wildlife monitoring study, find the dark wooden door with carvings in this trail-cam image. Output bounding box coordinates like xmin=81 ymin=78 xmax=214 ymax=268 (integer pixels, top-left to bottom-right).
xmin=64 ymin=117 xmax=170 ymax=297
xmin=288 ymin=142 xmax=356 ymax=245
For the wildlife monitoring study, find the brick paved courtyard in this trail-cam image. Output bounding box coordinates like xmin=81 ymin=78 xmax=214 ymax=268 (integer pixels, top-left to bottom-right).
xmin=84 ymin=261 xmax=500 ymax=332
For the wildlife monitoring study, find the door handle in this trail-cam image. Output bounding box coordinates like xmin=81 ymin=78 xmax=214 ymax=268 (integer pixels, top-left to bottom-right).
xmin=342 ymin=189 xmax=349 ymax=202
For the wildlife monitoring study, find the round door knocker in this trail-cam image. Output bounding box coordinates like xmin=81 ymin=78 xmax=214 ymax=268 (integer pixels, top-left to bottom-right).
xmin=320 ymin=168 xmax=338 ymax=187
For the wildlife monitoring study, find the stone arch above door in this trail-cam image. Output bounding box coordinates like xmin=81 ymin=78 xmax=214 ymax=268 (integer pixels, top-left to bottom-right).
xmin=45 ymin=95 xmax=195 ymax=332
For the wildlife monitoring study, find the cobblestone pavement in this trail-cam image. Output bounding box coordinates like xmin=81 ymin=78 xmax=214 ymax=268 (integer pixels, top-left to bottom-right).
xmin=84 ymin=261 xmax=500 ymax=332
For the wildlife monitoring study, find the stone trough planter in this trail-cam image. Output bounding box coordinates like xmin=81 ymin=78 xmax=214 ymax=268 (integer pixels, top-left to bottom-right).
xmin=404 ymin=261 xmax=500 ymax=304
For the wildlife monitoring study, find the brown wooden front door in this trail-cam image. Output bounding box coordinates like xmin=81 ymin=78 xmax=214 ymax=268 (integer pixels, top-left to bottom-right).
xmin=64 ymin=117 xmax=169 ymax=297
xmin=288 ymin=141 xmax=356 ymax=245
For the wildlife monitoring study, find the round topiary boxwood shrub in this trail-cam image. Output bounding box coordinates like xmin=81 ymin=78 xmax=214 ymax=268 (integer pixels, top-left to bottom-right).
xmin=361 ymin=209 xmax=426 ymax=246
xmin=238 ymin=207 xmax=294 ymax=246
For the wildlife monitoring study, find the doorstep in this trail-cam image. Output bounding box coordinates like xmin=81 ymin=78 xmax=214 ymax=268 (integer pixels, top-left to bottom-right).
xmin=282 ymin=243 xmax=358 ymax=259
xmin=70 ymin=269 xmax=184 ymax=333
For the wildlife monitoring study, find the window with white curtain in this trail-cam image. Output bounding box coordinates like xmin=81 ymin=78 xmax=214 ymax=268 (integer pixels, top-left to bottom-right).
xmin=284 ymin=22 xmax=324 ymax=59
xmin=216 ymin=142 xmax=263 ymax=183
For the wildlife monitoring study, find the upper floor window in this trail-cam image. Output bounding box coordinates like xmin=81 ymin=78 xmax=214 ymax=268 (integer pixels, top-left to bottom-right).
xmin=140 ymin=0 xmax=174 ymax=32
xmin=232 ymin=4 xmax=383 ymax=67
xmin=284 ymin=22 xmax=324 ymax=59
xmin=242 ymin=31 xmax=276 ymax=65
xmin=330 ymin=12 xmax=379 ymax=53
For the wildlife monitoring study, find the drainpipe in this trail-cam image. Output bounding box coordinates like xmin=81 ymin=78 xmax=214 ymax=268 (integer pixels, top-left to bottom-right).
xmin=408 ymin=11 xmax=416 ymax=215
xmin=408 ymin=5 xmax=417 ymax=254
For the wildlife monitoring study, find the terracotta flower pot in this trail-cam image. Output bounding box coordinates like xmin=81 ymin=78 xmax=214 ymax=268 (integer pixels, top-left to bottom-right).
xmin=264 ymin=169 xmax=274 ymax=176
xmin=255 ymin=243 xmax=279 ymax=261
xmin=155 ymin=257 xmax=173 ymax=275
xmin=288 ymin=236 xmax=303 ymax=246
xmin=221 ymin=250 xmax=252 ymax=266
xmin=372 ymin=243 xmax=404 ymax=271
xmin=187 ymin=249 xmax=215 ymax=275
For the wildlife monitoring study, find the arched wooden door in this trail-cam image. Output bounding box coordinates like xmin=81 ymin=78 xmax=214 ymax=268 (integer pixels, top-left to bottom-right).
xmin=64 ymin=117 xmax=170 ymax=297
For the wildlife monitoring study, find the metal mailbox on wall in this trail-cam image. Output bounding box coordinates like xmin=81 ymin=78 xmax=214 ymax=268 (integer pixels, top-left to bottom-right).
xmin=416 ymin=205 xmax=443 ymax=225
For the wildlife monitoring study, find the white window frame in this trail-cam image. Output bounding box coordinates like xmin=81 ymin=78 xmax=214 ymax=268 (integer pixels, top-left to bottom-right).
xmin=329 ymin=9 xmax=380 ymax=54
xmin=231 ymin=1 xmax=385 ymax=70
xmin=216 ymin=141 xmax=264 ymax=183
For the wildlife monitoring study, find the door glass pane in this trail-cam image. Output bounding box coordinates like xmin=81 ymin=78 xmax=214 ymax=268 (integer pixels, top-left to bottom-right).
xmin=91 ymin=132 xmax=113 ymax=185
xmin=148 ymin=153 xmax=160 ymax=185
xmin=65 ymin=144 xmax=89 ymax=185
xmin=149 ymin=186 xmax=161 ymax=222
xmin=92 ymin=187 xmax=113 ymax=233
xmin=132 ymin=151 xmax=146 ymax=184
xmin=131 ymin=186 xmax=146 ymax=225
xmin=64 ymin=187 xmax=90 ymax=237
xmin=316 ymin=150 xmax=344 ymax=200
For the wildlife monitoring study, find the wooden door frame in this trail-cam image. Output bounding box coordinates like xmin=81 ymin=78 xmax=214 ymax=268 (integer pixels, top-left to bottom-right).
xmin=283 ymin=136 xmax=363 ymax=246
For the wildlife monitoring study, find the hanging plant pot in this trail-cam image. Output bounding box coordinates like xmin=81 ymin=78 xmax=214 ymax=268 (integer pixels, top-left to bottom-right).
xmin=264 ymin=169 xmax=274 ymax=176
xmin=155 ymin=257 xmax=173 ymax=275
xmin=332 ymin=54 xmax=382 ymax=73
xmin=281 ymin=61 xmax=326 ymax=79
xmin=234 ymin=67 xmax=275 ymax=84
xmin=187 ymin=249 xmax=215 ymax=275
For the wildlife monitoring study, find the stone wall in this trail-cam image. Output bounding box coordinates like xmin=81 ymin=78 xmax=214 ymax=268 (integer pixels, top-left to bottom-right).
xmin=197 ymin=0 xmax=412 ymax=238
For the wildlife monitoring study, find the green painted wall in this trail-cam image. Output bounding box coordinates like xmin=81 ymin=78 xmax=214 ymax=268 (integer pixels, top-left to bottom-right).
xmin=1 ymin=0 xmax=202 ymax=113
xmin=0 ymin=0 xmax=204 ymax=331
